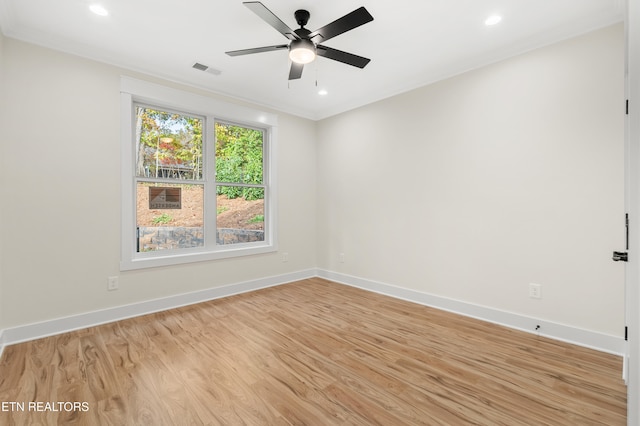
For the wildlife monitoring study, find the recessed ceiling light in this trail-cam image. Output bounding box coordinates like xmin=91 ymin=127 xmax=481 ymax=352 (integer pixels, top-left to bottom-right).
xmin=89 ymin=4 xmax=109 ymax=16
xmin=318 ymin=89 xmax=328 ymax=96
xmin=484 ymin=15 xmax=502 ymax=26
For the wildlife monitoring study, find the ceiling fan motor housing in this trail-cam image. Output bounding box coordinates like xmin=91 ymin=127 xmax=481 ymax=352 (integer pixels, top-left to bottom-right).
xmin=294 ymin=9 xmax=310 ymax=27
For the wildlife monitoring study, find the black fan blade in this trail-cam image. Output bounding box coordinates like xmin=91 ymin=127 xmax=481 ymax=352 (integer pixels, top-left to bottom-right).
xmin=309 ymin=7 xmax=373 ymax=43
xmin=243 ymin=2 xmax=299 ymax=40
xmin=226 ymin=44 xmax=288 ymax=56
xmin=317 ymin=45 xmax=371 ymax=68
xmin=289 ymin=62 xmax=304 ymax=80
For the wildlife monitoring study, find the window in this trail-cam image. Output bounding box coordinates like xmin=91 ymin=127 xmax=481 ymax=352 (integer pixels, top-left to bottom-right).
xmin=215 ymin=122 xmax=266 ymax=245
xmin=120 ymin=77 xmax=277 ymax=270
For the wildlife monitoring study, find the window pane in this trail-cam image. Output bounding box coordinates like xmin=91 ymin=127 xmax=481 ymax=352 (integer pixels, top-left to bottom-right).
xmin=136 ymin=107 xmax=203 ymax=180
xmin=136 ymin=182 xmax=204 ymax=251
xmin=215 ymin=123 xmax=263 ymax=184
xmin=216 ymin=186 xmax=264 ymax=245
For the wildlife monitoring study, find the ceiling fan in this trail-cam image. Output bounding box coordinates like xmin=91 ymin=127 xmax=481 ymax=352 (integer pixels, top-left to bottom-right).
xmin=225 ymin=2 xmax=374 ymax=80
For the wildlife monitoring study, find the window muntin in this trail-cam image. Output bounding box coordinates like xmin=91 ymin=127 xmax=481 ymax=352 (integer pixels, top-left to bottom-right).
xmin=133 ymin=106 xmax=271 ymax=253
xmin=121 ymin=77 xmax=277 ymax=271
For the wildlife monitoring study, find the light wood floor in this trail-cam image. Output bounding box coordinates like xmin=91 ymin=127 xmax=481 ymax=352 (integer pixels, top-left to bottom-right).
xmin=0 ymin=278 xmax=626 ymax=425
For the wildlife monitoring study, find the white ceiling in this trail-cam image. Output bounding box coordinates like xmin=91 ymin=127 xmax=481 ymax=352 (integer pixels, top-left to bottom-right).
xmin=0 ymin=0 xmax=624 ymax=120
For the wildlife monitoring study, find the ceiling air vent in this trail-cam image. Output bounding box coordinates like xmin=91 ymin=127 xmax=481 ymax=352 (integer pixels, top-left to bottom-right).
xmin=192 ymin=62 xmax=222 ymax=75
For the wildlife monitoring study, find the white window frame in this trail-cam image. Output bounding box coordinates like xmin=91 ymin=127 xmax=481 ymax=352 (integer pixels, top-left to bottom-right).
xmin=120 ymin=77 xmax=278 ymax=270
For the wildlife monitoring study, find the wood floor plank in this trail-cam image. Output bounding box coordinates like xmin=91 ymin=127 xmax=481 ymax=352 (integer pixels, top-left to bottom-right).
xmin=0 ymin=278 xmax=626 ymax=425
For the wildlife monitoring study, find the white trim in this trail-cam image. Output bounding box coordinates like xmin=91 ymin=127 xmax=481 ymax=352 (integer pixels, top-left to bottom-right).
xmin=120 ymin=77 xmax=278 ymax=128
xmin=317 ymin=269 xmax=626 ymax=356
xmin=0 ymin=269 xmax=624 ymax=358
xmin=626 ymin=0 xmax=640 ymax=422
xmin=120 ymin=77 xmax=278 ymax=271
xmin=0 ymin=269 xmax=316 ymax=347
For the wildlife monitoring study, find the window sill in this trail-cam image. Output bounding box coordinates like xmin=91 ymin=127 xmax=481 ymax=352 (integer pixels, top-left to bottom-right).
xmin=120 ymin=243 xmax=277 ymax=271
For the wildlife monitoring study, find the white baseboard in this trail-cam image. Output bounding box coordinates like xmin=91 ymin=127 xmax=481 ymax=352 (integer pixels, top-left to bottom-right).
xmin=0 ymin=268 xmax=625 ymax=358
xmin=317 ymin=269 xmax=626 ymax=356
xmin=0 ymin=269 xmax=317 ymax=348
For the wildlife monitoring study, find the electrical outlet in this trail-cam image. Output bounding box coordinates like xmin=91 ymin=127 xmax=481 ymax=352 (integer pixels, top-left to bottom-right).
xmin=339 ymin=253 xmax=345 ymax=263
xmin=282 ymin=252 xmax=289 ymax=262
xmin=529 ymin=283 xmax=542 ymax=299
xmin=107 ymin=276 xmax=119 ymax=291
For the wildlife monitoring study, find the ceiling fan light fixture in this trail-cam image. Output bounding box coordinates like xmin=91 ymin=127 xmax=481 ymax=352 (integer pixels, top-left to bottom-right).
xmin=289 ymin=39 xmax=316 ymax=64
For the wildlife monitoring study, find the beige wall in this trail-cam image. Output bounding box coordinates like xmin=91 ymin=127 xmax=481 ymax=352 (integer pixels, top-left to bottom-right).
xmin=317 ymin=24 xmax=625 ymax=336
xmin=0 ymin=24 xmax=626 ymax=339
xmin=0 ymin=39 xmax=317 ymax=328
